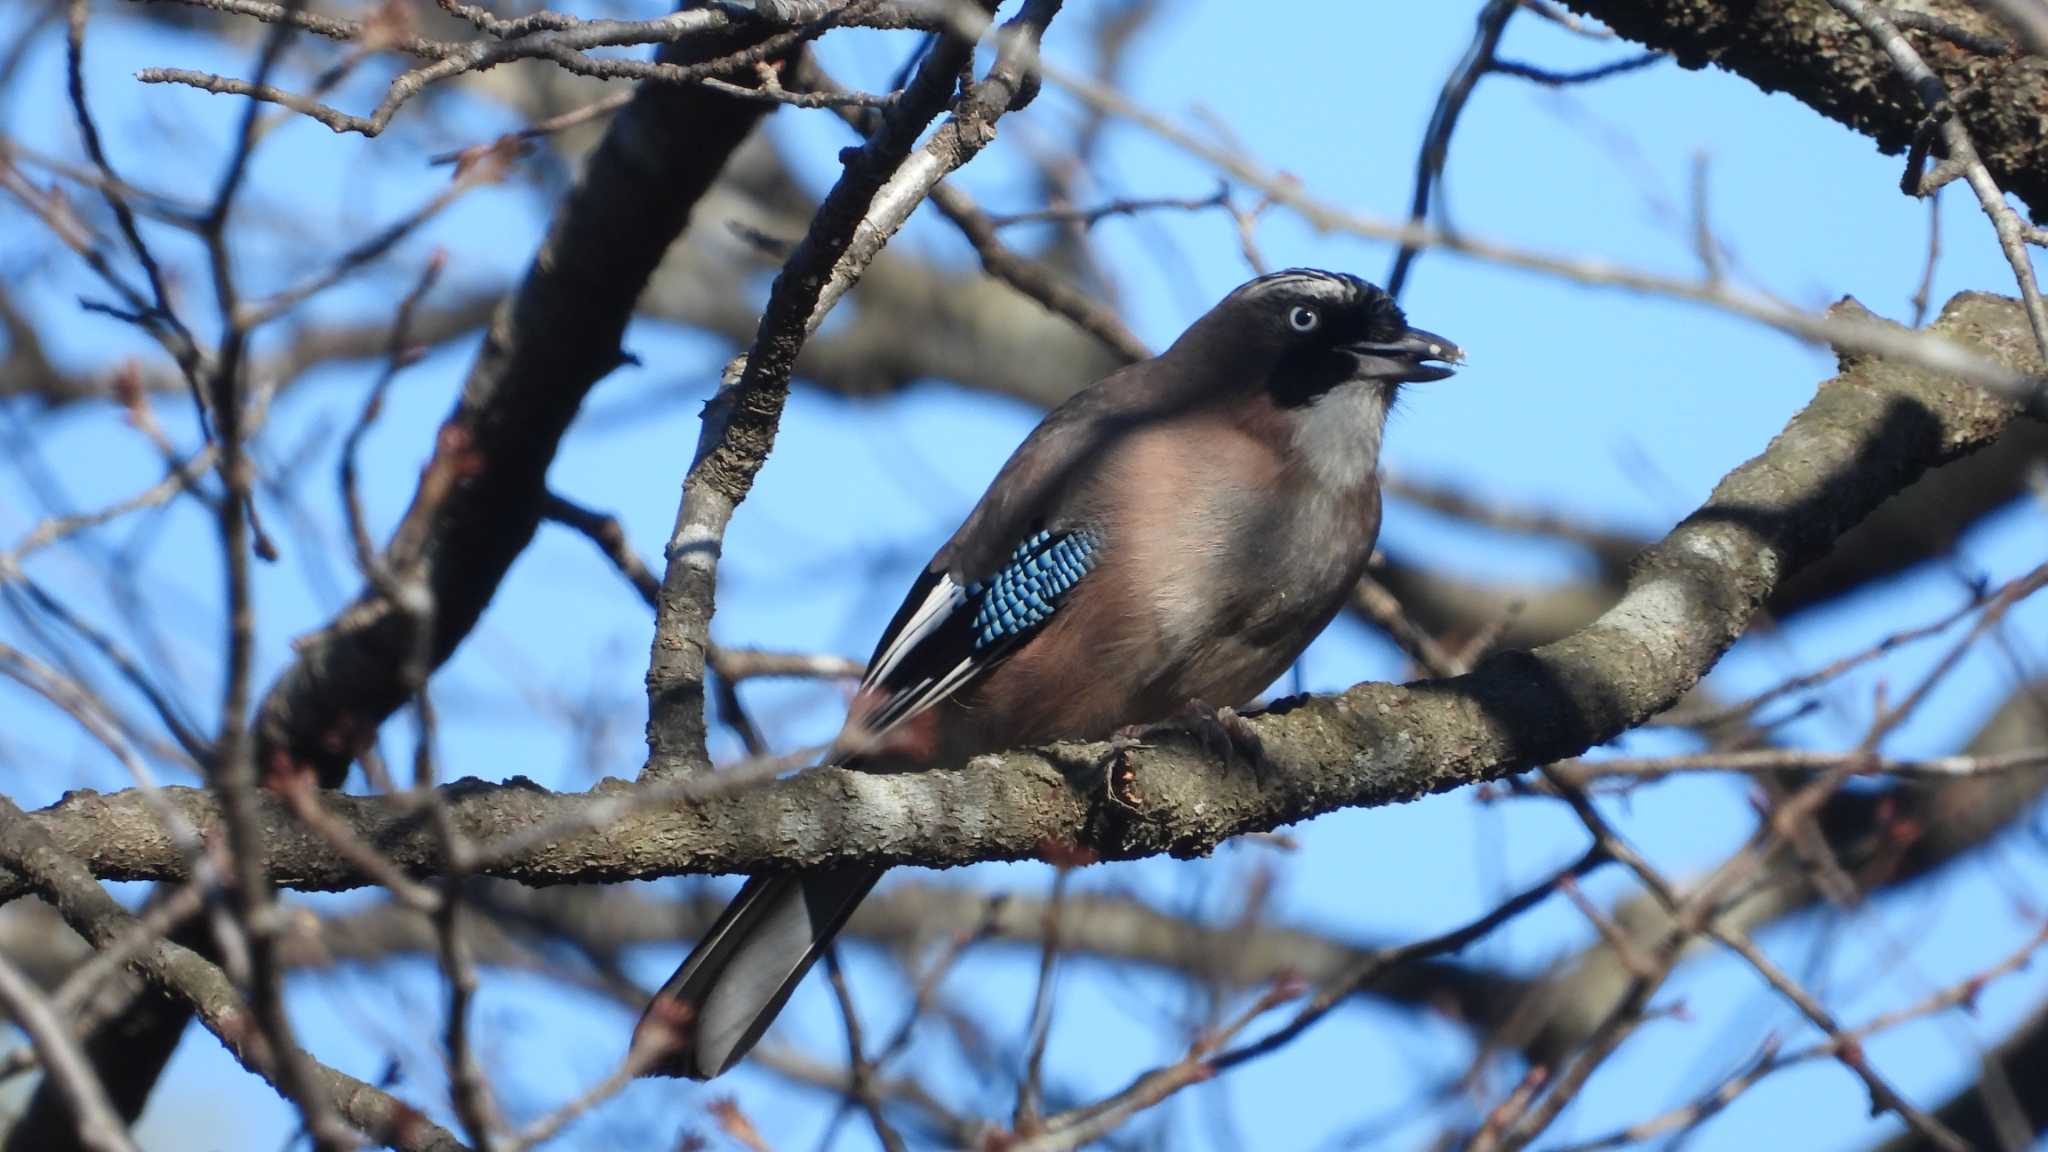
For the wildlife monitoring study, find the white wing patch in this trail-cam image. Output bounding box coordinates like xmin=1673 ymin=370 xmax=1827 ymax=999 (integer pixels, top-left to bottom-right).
xmin=862 ymin=576 xmax=966 ymax=692
xmin=868 ymin=657 xmax=979 ymax=733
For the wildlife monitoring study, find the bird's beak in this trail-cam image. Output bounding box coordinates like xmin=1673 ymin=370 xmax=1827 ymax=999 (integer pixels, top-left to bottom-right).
xmin=1345 ymin=326 xmax=1464 ymax=384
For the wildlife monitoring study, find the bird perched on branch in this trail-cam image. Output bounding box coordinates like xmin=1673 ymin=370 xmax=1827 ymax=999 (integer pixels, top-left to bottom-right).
xmin=633 ymin=268 xmax=1461 ymax=1079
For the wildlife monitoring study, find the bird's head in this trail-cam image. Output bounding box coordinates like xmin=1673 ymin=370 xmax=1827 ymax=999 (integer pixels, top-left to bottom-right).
xmin=1162 ymin=268 xmax=1463 ymax=489
xmin=1174 ymin=268 xmax=1463 ymax=408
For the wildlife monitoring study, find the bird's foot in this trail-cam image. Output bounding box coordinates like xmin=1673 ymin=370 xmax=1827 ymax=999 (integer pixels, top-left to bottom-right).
xmin=1099 ymin=725 xmax=1151 ymax=811
xmin=1179 ymin=700 xmax=1272 ymax=778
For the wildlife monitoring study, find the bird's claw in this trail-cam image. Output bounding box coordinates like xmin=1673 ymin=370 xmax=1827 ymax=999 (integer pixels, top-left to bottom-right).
xmin=1098 ymin=704 xmax=1270 ymax=810
xmin=1180 ymin=700 xmax=1272 ymax=778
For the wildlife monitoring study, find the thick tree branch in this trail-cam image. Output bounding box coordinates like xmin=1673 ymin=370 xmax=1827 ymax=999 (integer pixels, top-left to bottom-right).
xmin=7 ymin=293 xmax=2029 ymax=895
xmin=1561 ymin=0 xmax=2048 ymax=219
xmin=1373 ymin=412 xmax=2048 ymax=654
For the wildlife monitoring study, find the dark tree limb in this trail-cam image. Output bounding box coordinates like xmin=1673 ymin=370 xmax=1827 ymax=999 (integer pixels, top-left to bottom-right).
xmin=251 ymin=20 xmax=783 ymax=788
xmin=1561 ymin=0 xmax=2048 ymax=219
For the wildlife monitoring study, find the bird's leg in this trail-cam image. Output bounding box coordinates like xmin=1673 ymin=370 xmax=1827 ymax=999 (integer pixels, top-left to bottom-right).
xmin=1179 ymin=699 xmax=1272 ymax=777
xmin=1097 ymin=701 xmax=1271 ymax=810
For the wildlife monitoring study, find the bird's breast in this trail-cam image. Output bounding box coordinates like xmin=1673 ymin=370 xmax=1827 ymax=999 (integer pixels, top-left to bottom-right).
xmin=1104 ymin=420 xmax=1382 ymax=708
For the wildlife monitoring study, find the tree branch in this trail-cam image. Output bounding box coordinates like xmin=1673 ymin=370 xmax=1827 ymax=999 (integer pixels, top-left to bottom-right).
xmin=8 ymin=293 xmax=2028 ymax=896
xmin=1560 ymin=0 xmax=2048 ymax=219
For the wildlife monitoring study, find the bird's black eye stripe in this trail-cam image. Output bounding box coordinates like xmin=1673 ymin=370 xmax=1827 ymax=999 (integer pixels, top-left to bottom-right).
xmin=1288 ymin=305 xmax=1320 ymax=332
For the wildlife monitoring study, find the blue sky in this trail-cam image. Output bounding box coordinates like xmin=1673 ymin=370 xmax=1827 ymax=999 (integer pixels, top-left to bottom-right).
xmin=3 ymin=2 xmax=2045 ymax=1149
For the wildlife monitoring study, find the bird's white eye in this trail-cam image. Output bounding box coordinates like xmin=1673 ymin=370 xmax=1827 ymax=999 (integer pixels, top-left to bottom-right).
xmin=1288 ymin=305 xmax=1320 ymax=332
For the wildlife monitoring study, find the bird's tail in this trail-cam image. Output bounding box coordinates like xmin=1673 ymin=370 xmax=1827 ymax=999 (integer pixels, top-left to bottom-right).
xmin=632 ymin=865 xmax=885 ymax=1079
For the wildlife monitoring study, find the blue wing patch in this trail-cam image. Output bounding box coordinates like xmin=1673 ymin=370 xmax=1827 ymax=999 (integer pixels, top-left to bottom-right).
xmin=854 ymin=527 xmax=1102 ymax=740
xmin=966 ymin=529 xmax=1101 ymax=649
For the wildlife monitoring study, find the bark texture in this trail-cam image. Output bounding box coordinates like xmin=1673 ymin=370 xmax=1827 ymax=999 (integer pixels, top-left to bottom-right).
xmin=1565 ymin=0 xmax=2048 ymax=219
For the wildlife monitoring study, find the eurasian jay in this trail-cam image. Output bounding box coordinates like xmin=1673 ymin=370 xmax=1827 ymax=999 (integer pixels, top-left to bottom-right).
xmin=635 ymin=268 xmax=1461 ymax=1079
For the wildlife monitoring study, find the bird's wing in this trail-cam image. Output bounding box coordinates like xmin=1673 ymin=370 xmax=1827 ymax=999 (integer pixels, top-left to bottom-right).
xmin=848 ymin=368 xmax=1164 ymax=743
xmin=852 ymin=527 xmax=1102 ymax=739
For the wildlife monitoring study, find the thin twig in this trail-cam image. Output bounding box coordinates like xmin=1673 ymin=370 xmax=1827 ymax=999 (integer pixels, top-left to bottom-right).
xmin=135 ymin=1 xmax=901 ymax=138
xmin=1013 ymin=866 xmax=1070 ymax=1132
xmin=1569 ymin=746 xmax=2048 ymax=783
xmin=928 ymin=181 xmax=1151 ymax=364
xmin=1020 ymin=51 xmax=2048 ymax=411
xmin=1911 ymin=186 xmax=1943 ymax=326
xmin=1831 ymin=0 xmax=2048 ymax=371
xmin=427 ymin=90 xmax=633 ymax=167
xmin=64 ymin=0 xmax=207 ymax=423
xmin=823 ymin=949 xmax=908 ymax=1152
xmin=1490 ymin=51 xmax=1662 ymax=85
xmin=982 ymin=187 xmax=1228 ymax=229
xmin=1386 ymin=0 xmax=1515 ymax=298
